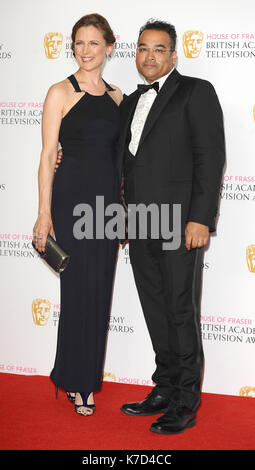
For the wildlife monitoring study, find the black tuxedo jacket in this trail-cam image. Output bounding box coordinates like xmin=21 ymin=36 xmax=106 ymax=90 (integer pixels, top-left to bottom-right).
xmin=116 ymin=69 xmax=225 ymax=235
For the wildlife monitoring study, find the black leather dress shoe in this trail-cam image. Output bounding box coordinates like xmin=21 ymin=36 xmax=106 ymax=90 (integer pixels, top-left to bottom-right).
xmin=150 ymin=402 xmax=196 ymax=434
xmin=120 ymin=390 xmax=170 ymax=416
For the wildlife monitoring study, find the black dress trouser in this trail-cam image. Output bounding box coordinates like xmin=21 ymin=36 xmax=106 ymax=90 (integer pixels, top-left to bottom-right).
xmin=129 ymin=237 xmax=204 ymax=411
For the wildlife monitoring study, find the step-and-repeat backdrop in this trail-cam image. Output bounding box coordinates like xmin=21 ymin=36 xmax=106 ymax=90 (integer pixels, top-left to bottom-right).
xmin=1 ymin=0 xmax=255 ymax=398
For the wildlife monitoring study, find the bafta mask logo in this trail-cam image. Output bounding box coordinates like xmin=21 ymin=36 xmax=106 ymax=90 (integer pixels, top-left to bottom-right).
xmin=44 ymin=32 xmax=63 ymax=59
xmin=183 ymin=30 xmax=204 ymax=58
xmin=32 ymin=298 xmax=51 ymax=326
xmin=239 ymin=386 xmax=255 ymax=398
xmin=246 ymin=245 xmax=255 ymax=273
xmin=103 ymin=372 xmax=117 ymax=382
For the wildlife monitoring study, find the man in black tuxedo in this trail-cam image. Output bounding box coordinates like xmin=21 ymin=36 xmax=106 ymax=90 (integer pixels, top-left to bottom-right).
xmin=118 ymin=20 xmax=225 ymax=434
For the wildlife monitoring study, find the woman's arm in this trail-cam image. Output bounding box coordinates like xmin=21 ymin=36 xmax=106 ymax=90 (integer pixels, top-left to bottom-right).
xmin=33 ymin=83 xmax=64 ymax=252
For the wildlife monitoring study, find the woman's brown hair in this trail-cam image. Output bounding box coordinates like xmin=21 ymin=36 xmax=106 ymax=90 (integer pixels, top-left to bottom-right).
xmin=71 ymin=13 xmax=116 ymax=53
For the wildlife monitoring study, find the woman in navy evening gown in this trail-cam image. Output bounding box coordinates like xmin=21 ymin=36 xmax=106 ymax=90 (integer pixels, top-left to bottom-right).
xmin=33 ymin=14 xmax=123 ymax=416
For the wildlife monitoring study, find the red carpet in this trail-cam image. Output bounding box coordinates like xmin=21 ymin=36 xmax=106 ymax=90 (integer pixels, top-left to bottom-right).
xmin=0 ymin=373 xmax=254 ymax=450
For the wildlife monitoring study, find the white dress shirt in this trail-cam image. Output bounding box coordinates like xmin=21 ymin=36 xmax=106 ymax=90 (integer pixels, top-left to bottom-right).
xmin=129 ymin=68 xmax=175 ymax=156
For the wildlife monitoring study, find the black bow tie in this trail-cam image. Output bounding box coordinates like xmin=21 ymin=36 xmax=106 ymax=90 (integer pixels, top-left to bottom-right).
xmin=137 ymin=82 xmax=159 ymax=94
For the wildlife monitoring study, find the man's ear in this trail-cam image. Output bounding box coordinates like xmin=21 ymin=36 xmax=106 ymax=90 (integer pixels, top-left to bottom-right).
xmin=172 ymin=50 xmax=177 ymax=65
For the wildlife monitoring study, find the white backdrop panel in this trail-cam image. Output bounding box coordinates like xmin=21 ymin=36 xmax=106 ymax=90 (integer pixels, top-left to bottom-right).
xmin=1 ymin=0 xmax=255 ymax=398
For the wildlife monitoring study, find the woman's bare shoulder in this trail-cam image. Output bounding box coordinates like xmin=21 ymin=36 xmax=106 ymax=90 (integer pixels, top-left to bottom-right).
xmin=47 ymin=78 xmax=70 ymax=97
xmin=109 ymin=83 xmax=123 ymax=105
xmin=109 ymin=83 xmax=122 ymax=94
xmin=44 ymin=79 xmax=72 ymax=111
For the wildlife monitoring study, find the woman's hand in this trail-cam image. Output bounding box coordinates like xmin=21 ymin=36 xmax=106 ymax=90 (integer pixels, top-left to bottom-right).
xmin=33 ymin=213 xmax=54 ymax=253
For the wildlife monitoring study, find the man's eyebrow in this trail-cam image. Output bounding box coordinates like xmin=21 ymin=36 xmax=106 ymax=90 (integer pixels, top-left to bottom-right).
xmin=137 ymin=42 xmax=168 ymax=48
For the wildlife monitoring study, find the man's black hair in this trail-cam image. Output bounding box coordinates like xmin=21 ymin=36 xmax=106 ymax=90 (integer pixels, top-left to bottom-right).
xmin=138 ymin=19 xmax=177 ymax=51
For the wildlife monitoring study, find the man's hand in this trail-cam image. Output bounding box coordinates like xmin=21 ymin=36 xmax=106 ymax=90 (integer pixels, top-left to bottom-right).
xmin=185 ymin=221 xmax=209 ymax=250
xmin=54 ymin=148 xmax=63 ymax=172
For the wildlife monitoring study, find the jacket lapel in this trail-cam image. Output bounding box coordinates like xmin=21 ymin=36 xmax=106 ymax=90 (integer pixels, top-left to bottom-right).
xmin=120 ymin=91 xmax=140 ymax=147
xmin=137 ymin=69 xmax=181 ymax=152
xmin=117 ymin=90 xmax=140 ymax=178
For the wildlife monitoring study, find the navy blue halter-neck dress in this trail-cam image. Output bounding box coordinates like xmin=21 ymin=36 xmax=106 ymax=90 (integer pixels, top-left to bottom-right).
xmin=50 ymin=75 xmax=120 ymax=392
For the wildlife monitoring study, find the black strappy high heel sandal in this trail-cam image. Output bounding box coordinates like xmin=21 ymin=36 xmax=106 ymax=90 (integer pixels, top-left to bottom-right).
xmin=66 ymin=392 xmax=76 ymax=403
xmin=75 ymin=392 xmax=95 ymax=416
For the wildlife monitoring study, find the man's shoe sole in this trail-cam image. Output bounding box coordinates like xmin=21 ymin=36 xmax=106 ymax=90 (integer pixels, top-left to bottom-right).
xmin=149 ymin=418 xmax=196 ymax=434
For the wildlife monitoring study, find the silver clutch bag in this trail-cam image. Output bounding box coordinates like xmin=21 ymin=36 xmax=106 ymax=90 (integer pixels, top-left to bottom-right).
xmin=33 ymin=234 xmax=70 ymax=273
